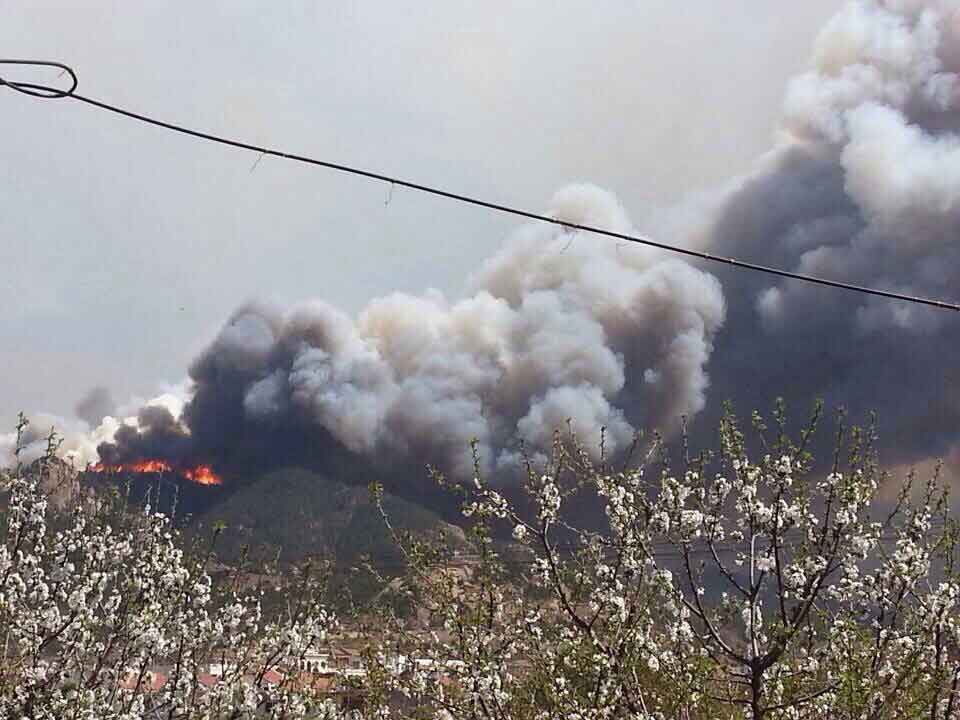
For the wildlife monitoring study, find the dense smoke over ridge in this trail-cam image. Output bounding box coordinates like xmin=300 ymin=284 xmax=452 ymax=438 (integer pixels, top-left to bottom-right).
xmin=172 ymin=184 xmax=724 ymax=480
xmin=7 ymin=0 xmax=960 ymax=488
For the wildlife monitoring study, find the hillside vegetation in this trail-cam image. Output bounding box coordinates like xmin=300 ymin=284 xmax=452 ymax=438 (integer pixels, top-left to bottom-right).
xmin=192 ymin=466 xmax=466 ymax=569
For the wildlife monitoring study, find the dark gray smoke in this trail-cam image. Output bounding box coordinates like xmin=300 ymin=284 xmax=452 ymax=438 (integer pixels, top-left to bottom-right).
xmin=80 ymin=0 xmax=960 ymax=489
xmin=684 ymin=0 xmax=960 ymax=467
xmin=95 ymin=405 xmax=195 ymax=468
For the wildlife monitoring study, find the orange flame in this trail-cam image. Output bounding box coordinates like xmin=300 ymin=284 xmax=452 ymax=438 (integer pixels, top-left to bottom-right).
xmin=183 ymin=465 xmax=222 ymax=486
xmin=89 ymin=460 xmax=223 ymax=486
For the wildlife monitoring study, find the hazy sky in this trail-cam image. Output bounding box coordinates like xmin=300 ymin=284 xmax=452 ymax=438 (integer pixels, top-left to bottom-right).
xmin=1 ymin=1 xmax=842 ymax=425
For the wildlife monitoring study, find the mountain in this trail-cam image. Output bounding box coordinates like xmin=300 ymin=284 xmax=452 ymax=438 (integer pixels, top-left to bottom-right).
xmin=188 ymin=466 xmax=466 ymax=569
xmin=13 ymin=460 xmax=468 ymax=590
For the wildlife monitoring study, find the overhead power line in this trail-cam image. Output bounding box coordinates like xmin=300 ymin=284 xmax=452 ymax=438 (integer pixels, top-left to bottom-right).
xmin=2 ymin=58 xmax=959 ymax=312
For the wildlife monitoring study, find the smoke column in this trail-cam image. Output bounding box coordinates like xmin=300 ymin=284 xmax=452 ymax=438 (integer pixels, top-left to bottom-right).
xmin=681 ymin=0 xmax=960 ymax=469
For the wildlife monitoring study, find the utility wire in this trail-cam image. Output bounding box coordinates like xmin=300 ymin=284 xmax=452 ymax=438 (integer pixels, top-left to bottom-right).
xmin=2 ymin=59 xmax=959 ymax=312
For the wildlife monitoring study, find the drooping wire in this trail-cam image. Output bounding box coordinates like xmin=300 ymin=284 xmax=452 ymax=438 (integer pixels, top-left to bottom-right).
xmin=2 ymin=58 xmax=959 ymax=313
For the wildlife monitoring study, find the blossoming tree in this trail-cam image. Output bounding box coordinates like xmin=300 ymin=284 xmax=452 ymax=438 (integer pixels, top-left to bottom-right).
xmin=3 ymin=403 xmax=959 ymax=719
xmin=0 ymin=415 xmax=343 ymax=720
xmin=368 ymin=403 xmax=960 ymax=719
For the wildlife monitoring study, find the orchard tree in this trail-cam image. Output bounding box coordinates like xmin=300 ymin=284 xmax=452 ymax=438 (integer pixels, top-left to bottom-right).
xmin=0 ymin=415 xmax=348 ymax=720
xmin=369 ymin=403 xmax=960 ymax=720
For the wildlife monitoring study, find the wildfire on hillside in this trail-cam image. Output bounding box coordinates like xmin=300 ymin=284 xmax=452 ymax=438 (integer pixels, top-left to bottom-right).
xmin=88 ymin=460 xmax=223 ymax=486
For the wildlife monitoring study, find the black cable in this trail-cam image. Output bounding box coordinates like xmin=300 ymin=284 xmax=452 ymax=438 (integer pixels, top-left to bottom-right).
xmin=2 ymin=58 xmax=959 ymax=312
xmin=0 ymin=59 xmax=76 ymax=98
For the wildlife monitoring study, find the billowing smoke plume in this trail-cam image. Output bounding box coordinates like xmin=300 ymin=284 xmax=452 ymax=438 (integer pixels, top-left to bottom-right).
xmin=682 ymin=0 xmax=960 ymax=467
xmin=0 ymin=391 xmax=185 ymax=468
xmin=24 ymin=0 xmax=960 ymax=491
xmin=93 ymin=185 xmax=723 ymax=481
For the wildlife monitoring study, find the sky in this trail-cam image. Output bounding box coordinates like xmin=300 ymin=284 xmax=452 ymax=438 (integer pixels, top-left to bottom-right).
xmin=0 ymin=1 xmax=843 ymax=427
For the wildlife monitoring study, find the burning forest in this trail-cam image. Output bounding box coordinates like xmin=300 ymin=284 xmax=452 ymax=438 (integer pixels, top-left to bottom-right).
xmin=87 ymin=460 xmax=222 ymax=487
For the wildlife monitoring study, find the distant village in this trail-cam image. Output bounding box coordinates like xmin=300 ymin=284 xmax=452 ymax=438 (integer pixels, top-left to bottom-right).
xmin=118 ymin=639 xmax=468 ymax=712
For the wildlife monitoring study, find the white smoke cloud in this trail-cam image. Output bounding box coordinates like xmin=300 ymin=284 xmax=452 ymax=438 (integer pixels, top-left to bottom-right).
xmin=784 ymin=0 xmax=957 ymax=143
xmin=843 ymin=102 xmax=960 ymax=231
xmin=1 ymin=388 xmax=189 ymax=469
xmin=177 ymin=183 xmax=724 ymax=480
